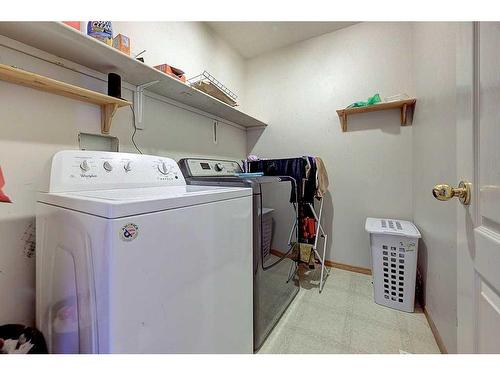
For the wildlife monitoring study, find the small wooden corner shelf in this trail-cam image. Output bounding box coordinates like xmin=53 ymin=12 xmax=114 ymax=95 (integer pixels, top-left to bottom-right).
xmin=0 ymin=63 xmax=131 ymax=134
xmin=336 ymin=98 xmax=417 ymax=132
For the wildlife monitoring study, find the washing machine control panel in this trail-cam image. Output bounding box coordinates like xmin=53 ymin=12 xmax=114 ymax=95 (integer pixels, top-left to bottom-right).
xmin=179 ymin=158 xmax=242 ymax=177
xmin=49 ymin=150 xmax=185 ymax=192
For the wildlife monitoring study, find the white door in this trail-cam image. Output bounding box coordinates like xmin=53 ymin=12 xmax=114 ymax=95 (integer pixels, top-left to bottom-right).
xmin=454 ymin=22 xmax=500 ymax=353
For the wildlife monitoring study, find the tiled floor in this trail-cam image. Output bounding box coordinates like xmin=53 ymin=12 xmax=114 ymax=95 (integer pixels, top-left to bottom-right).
xmin=257 ymin=267 xmax=441 ymax=354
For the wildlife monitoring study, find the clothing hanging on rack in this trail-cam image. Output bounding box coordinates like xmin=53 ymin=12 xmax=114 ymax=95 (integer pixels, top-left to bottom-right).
xmin=249 ymin=156 xmax=328 ymax=261
xmin=248 ymin=155 xmax=331 ymax=291
xmin=248 ymin=157 xmax=316 ymax=203
xmin=248 ymin=157 xmax=318 ymax=203
xmin=314 ymin=157 xmax=329 ymax=199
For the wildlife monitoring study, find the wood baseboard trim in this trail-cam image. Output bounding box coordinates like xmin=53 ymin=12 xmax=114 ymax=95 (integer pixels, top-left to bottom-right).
xmin=324 ymin=259 xmax=372 ymax=275
xmin=423 ymin=306 xmax=447 ymax=354
xmin=270 ymin=249 xmax=372 ymax=276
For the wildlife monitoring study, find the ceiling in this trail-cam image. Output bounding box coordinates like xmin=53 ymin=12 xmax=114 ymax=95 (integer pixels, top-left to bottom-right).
xmin=206 ymin=22 xmax=357 ymax=59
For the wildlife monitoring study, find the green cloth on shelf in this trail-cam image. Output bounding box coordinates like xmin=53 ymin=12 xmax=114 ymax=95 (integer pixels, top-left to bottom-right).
xmin=347 ymin=93 xmax=381 ymax=108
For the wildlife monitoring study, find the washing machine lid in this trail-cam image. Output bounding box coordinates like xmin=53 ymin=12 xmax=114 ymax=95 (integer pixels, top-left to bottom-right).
xmin=37 ymin=185 xmax=252 ymax=218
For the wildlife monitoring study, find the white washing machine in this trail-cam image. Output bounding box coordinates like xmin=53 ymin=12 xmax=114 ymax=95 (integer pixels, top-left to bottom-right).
xmin=36 ymin=150 xmax=253 ymax=354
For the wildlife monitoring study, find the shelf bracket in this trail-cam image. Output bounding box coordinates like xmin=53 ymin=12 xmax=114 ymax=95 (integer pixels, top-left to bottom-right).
xmin=101 ymin=103 xmax=119 ymax=134
xmin=134 ymin=80 xmax=159 ymax=130
xmin=341 ymin=113 xmax=348 ymax=132
xmin=401 ymin=104 xmax=408 ymax=125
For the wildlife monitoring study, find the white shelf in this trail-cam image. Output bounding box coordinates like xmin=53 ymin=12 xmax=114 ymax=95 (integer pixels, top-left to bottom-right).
xmin=0 ymin=22 xmax=267 ymax=129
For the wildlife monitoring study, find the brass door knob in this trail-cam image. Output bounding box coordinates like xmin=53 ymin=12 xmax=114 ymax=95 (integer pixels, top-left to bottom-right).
xmin=432 ymin=181 xmax=471 ymax=206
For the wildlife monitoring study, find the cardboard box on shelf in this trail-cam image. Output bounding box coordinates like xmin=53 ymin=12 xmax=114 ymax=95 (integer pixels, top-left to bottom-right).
xmin=87 ymin=21 xmax=113 ymax=46
xmin=154 ymin=64 xmax=186 ymax=83
xmin=63 ymin=22 xmax=81 ymax=31
xmin=113 ymin=34 xmax=130 ymax=56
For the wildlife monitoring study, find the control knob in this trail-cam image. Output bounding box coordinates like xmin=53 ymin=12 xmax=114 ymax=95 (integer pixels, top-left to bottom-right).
xmin=158 ymin=162 xmax=171 ymax=175
xmin=124 ymin=161 xmax=132 ymax=172
xmin=214 ymin=163 xmax=225 ymax=172
xmin=80 ymin=160 xmax=90 ymax=172
xmin=103 ymin=161 xmax=113 ymax=172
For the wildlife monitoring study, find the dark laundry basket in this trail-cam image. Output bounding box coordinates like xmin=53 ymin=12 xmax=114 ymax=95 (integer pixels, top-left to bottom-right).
xmin=0 ymin=324 xmax=48 ymax=354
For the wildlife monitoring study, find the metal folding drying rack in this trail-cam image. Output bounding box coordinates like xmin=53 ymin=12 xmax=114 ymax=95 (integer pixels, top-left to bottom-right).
xmin=249 ymin=157 xmax=330 ymax=293
xmin=287 ymin=196 xmax=330 ymax=293
xmin=188 ymin=71 xmax=238 ymax=102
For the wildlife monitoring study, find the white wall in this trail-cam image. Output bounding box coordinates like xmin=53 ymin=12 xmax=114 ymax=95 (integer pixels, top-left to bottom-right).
xmin=245 ymin=22 xmax=415 ymax=268
xmin=412 ymin=22 xmax=458 ymax=353
xmin=112 ymin=22 xmax=246 ymax=109
xmin=0 ymin=22 xmax=247 ymax=326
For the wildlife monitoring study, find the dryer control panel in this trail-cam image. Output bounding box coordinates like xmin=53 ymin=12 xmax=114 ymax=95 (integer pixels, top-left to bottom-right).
xmin=178 ymin=158 xmax=243 ymax=177
xmin=49 ymin=150 xmax=185 ymax=192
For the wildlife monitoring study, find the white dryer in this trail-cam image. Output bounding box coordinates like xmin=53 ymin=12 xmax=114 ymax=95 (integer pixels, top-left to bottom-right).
xmin=36 ymin=150 xmax=253 ymax=354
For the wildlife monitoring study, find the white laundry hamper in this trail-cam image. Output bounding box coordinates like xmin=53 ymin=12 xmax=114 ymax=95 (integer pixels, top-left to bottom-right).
xmin=365 ymin=218 xmax=421 ymax=313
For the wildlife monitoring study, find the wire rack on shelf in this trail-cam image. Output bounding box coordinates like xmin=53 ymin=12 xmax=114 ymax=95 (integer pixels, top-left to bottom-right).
xmin=188 ymin=71 xmax=238 ymax=106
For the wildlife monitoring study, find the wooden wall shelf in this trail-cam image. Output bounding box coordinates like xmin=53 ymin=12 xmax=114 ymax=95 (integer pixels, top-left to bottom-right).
xmin=336 ymin=98 xmax=417 ymax=132
xmin=0 ymin=63 xmax=131 ymax=134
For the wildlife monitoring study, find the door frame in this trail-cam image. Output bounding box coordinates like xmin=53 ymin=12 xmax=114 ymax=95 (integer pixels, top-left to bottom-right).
xmin=456 ymin=21 xmax=477 ymax=354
